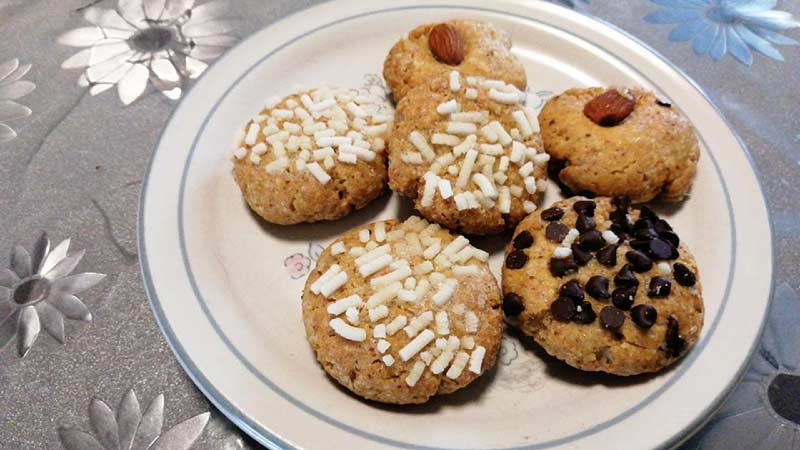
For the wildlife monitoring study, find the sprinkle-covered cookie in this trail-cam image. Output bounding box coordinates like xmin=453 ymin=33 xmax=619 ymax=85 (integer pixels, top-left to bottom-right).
xmin=388 ymin=71 xmax=548 ymax=235
xmin=232 ymin=85 xmax=392 ymax=225
xmin=538 ymin=87 xmax=700 ymax=203
xmin=501 ymin=196 xmax=704 ymax=376
xmin=302 ymin=216 xmax=503 ymax=404
xmin=383 ymin=20 xmax=527 ymax=102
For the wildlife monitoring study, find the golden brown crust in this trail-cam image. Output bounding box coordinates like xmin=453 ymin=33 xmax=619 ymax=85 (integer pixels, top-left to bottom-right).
xmin=388 ymin=74 xmax=547 ymax=235
xmin=232 ymin=88 xmax=390 ymax=225
xmin=502 ymin=197 xmax=704 ymax=376
xmin=302 ymin=218 xmax=503 ymax=404
xmin=383 ymin=20 xmax=527 ymax=102
xmin=538 ymin=88 xmax=700 ymax=203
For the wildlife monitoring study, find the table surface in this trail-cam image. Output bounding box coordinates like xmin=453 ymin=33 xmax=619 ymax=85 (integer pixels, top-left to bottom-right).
xmin=1 ymin=0 xmax=798 ymax=449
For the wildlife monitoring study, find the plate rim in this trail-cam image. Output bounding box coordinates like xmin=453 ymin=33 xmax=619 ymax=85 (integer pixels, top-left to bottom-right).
xmin=138 ymin=1 xmax=776 ymax=449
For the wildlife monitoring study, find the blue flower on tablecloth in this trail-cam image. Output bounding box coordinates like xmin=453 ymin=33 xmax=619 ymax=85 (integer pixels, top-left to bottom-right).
xmin=0 ymin=58 xmax=35 ymax=142
xmin=58 ymin=0 xmax=236 ymax=105
xmin=681 ymin=282 xmax=800 ymax=449
xmin=645 ymin=0 xmax=800 ymax=65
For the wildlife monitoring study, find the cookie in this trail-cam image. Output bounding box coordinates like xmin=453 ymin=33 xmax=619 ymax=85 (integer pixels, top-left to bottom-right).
xmin=383 ymin=20 xmax=527 ymax=102
xmin=501 ymin=196 xmax=704 ymax=375
xmin=302 ymin=216 xmax=503 ymax=404
xmin=538 ymin=87 xmax=700 ymax=203
xmin=232 ymin=85 xmax=392 ymax=225
xmin=388 ymin=71 xmax=548 ymax=235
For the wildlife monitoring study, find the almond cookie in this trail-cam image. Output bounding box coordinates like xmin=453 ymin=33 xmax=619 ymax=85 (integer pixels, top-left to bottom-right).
xmin=538 ymin=87 xmax=700 ymax=203
xmin=232 ymin=86 xmax=392 ymax=225
xmin=501 ymin=196 xmax=704 ymax=376
xmin=383 ymin=20 xmax=527 ymax=102
xmin=388 ymin=71 xmax=548 ymax=235
xmin=302 ymin=216 xmax=503 ymax=404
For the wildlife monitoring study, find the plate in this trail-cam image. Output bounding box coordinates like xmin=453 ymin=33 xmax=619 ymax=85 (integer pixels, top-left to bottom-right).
xmin=138 ymin=1 xmax=774 ymax=448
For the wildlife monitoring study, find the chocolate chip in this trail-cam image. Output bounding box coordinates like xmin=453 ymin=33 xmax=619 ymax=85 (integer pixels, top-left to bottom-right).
xmin=612 ymin=286 xmax=637 ymax=310
xmin=576 ymin=214 xmax=596 ymax=232
xmin=626 ymin=250 xmax=653 ymax=272
xmin=571 ymin=244 xmax=593 ymax=266
xmin=586 ymin=275 xmax=611 ymax=299
xmin=573 ymin=301 xmax=597 ymax=324
xmin=669 ymin=244 xmax=680 ymax=259
xmin=614 ymin=264 xmax=640 ymax=287
xmin=648 ymin=238 xmax=674 ymax=260
xmin=578 ymin=230 xmax=604 ymax=251
xmin=505 ymin=250 xmax=529 ymax=269
xmin=634 ymin=218 xmax=654 ymax=231
xmin=665 ymin=315 xmax=685 ymax=357
xmin=512 ymin=231 xmax=534 ymax=249
xmin=656 ymin=98 xmax=672 ymax=107
xmin=648 ymin=276 xmax=672 ymax=298
xmin=634 ymin=204 xmax=658 ymax=220
xmin=502 ymin=292 xmax=525 ymax=316
xmin=635 ymin=227 xmax=660 ymax=240
xmin=612 ymin=194 xmax=632 ymax=211
xmin=609 ymin=210 xmax=633 ymax=236
xmin=597 ymin=244 xmax=618 ymax=267
xmin=631 ymin=304 xmax=657 ymax=328
xmin=673 ymin=262 xmax=697 ymax=286
xmin=573 ymin=200 xmax=596 ymax=217
xmin=549 ymin=256 xmax=578 ymax=277
xmin=551 ymin=297 xmax=577 ymax=321
xmin=559 ymin=280 xmax=585 ymax=301
xmin=541 ymin=207 xmax=564 ymax=221
xmin=658 ymin=230 xmax=680 ymax=248
xmin=599 ymin=306 xmax=625 ymax=330
xmin=546 ymin=222 xmax=569 ymax=243
xmin=653 ymin=219 xmax=673 ymax=233
xmin=629 ymin=239 xmax=651 ymax=252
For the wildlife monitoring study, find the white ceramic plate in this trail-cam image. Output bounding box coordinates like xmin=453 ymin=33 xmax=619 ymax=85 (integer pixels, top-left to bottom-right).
xmin=138 ymin=1 xmax=774 ymax=448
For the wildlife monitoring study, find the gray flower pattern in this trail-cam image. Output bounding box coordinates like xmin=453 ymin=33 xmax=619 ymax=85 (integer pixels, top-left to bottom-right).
xmin=0 ymin=58 xmax=35 ymax=142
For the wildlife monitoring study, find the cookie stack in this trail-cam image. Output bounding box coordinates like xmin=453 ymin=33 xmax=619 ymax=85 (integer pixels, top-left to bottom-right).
xmin=229 ymin=19 xmax=704 ymax=404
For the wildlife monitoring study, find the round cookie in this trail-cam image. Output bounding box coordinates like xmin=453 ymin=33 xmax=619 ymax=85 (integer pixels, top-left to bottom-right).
xmin=538 ymin=87 xmax=700 ymax=203
xmin=383 ymin=20 xmax=527 ymax=102
xmin=302 ymin=216 xmax=503 ymax=404
xmin=501 ymin=196 xmax=704 ymax=376
xmin=232 ymin=85 xmax=392 ymax=225
xmin=388 ymin=71 xmax=548 ymax=235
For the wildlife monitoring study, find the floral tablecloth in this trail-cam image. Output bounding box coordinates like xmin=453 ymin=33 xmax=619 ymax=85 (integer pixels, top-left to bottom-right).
xmin=1 ymin=0 xmax=798 ymax=448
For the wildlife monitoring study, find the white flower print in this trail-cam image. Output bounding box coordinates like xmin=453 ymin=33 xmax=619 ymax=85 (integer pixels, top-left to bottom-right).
xmin=0 ymin=58 xmax=35 ymax=142
xmin=58 ymin=0 xmax=236 ymax=105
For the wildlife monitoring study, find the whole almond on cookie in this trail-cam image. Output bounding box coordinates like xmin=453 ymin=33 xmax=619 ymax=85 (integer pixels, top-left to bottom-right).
xmin=583 ymin=89 xmax=635 ymax=127
xmin=428 ymin=23 xmax=465 ymax=65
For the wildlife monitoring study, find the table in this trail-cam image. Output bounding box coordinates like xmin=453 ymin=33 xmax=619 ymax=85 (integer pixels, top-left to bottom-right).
xmin=1 ymin=0 xmax=798 ymax=448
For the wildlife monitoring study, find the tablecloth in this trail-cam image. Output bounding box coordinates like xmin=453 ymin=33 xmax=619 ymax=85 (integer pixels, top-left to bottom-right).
xmin=1 ymin=0 xmax=798 ymax=448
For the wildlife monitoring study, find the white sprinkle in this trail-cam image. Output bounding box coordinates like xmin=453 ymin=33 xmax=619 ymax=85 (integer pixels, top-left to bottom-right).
xmin=372 ymin=113 xmax=392 ymax=124
xmin=366 ymin=241 xmax=379 ymax=251
xmin=313 ymin=147 xmax=334 ymax=160
xmin=404 ymin=277 xmax=417 ymax=290
xmin=533 ymin=152 xmax=550 ymax=167
xmin=509 ymin=142 xmax=524 ymax=165
xmin=319 ymin=271 xmax=348 ymax=298
xmin=271 ymin=109 xmax=294 ymax=119
xmin=420 ymin=172 xmax=439 ymax=208
xmin=329 ymin=242 xmax=345 ymax=256
xmin=386 ymin=315 xmax=407 ymax=336
xmin=523 ymin=200 xmax=536 ymax=213
xmin=447 ymin=121 xmax=478 ymax=135
xmin=263 ymin=156 xmax=286 ymax=172
xmin=404 ymin=311 xmax=434 ymax=338
xmin=368 ymin=305 xmax=389 ymax=322
xmin=518 ymin=161 xmax=535 ymax=177
xmin=431 ymin=133 xmax=461 ymax=146
xmin=365 ymin=281 xmax=402 ymax=308
xmin=461 ymin=336 xmax=475 ymax=350
xmin=414 ymin=279 xmax=431 ymax=301
xmin=657 ymin=262 xmax=672 ymax=275
xmin=359 ymin=253 xmax=393 ymax=278
xmin=436 ymin=338 xmax=447 ymax=349
xmin=469 ymin=346 xmax=486 ymax=373
xmin=453 ymin=265 xmax=480 ymax=276
xmin=345 ymin=306 xmax=359 ymax=325
xmin=432 ymin=279 xmax=458 ymax=306
xmin=283 ymin=122 xmax=301 ymax=134
xmin=409 ymin=131 xmax=436 ymax=161
xmin=310 ymin=98 xmax=335 ymax=112
xmin=563 ymin=228 xmax=580 ymax=247
xmin=446 ymin=351 xmax=470 ymax=379
xmin=397 ymin=289 xmax=417 ymax=302
xmin=248 ymin=153 xmax=262 ymax=165
xmin=298 ymin=149 xmax=311 ymax=161
xmin=401 ymin=152 xmax=424 ymax=164
xmin=465 ymin=88 xmax=478 ymax=99
xmin=338 ymin=152 xmax=357 ymax=164
xmin=262 ymin=123 xmax=280 ymax=136
xmin=405 ymin=361 xmax=426 ymax=386
xmin=437 ymin=179 xmax=454 ymax=200
xmin=310 ymin=264 xmax=341 ymax=294
xmin=422 ymin=240 xmax=441 ymax=260
xmin=524 ymin=176 xmax=538 ymax=194
xmin=491 ymin=121 xmax=512 ymax=145
xmin=355 ymin=244 xmax=390 ymax=266
xmin=300 ymin=94 xmax=314 ymax=109
xmin=442 ymin=236 xmax=469 ymax=257
xmin=497 ymin=186 xmax=511 ymax=213
xmin=434 ymin=254 xmax=452 ymax=270
xmin=437 ymin=99 xmax=459 ymax=115
xmin=329 ymin=318 xmax=366 ymax=342
xmin=373 ymin=339 xmax=391 ymax=355
xmin=602 ymin=229 xmax=620 ymax=245
xmin=512 ymin=110 xmax=533 ymax=137
xmin=373 ymin=324 xmax=387 ymax=338
xmin=489 ymin=88 xmax=523 ymax=104
xmin=420 ymin=351 xmax=433 ymax=365
xmin=382 ymin=354 xmax=395 ymax=367
xmin=358 ymin=229 xmax=370 ymax=243
xmin=251 ymin=143 xmax=267 ymax=156
xmin=435 ymin=311 xmax=450 ymax=335
xmin=465 ymin=311 xmax=479 ymax=334
xmin=399 ymin=329 xmax=436 ymax=362
xmin=466 ymin=76 xmax=478 ymax=85
xmin=346 ymin=101 xmax=367 ymax=117
xmin=554 ymin=246 xmax=573 ymax=258
xmin=472 ymin=173 xmax=498 ymax=198
xmin=364 ymin=123 xmax=388 ymax=137
xmin=479 ymin=124 xmax=498 ymax=143
xmin=327 ymin=294 xmax=363 ymax=315
xmin=294 ymin=107 xmax=311 ymax=121
xmin=523 ymin=106 xmax=539 ymax=133
xmin=481 ymin=79 xmax=506 ymax=89
xmin=244 ymin=123 xmax=260 ymax=145
xmin=370 ymin=265 xmax=413 ymax=290
xmin=449 ymin=70 xmax=461 ymax=91
xmin=456 ymin=149 xmax=479 ymax=188
xmin=306 ymin=162 xmax=331 ymax=184
xmin=537 ymin=179 xmax=548 ymax=192
xmin=430 ymin=336 xmax=460 ymax=374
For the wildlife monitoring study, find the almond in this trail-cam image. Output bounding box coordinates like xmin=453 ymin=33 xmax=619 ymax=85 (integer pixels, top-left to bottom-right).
xmin=583 ymin=89 xmax=635 ymax=127
xmin=428 ymin=23 xmax=465 ymax=65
